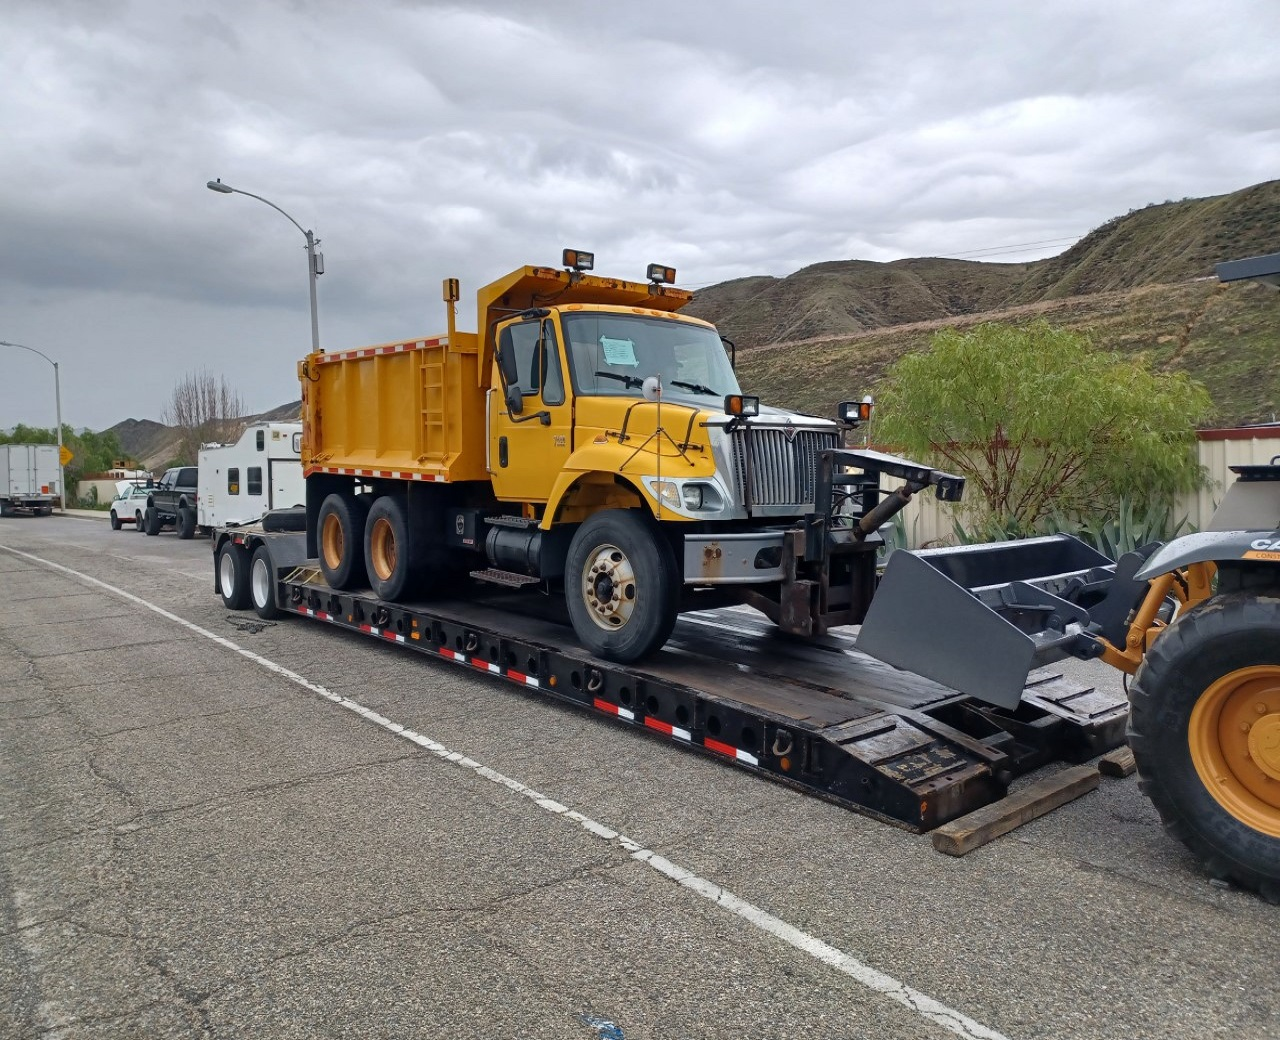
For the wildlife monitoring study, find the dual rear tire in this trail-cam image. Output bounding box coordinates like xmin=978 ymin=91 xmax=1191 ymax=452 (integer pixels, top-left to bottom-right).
xmin=218 ymin=539 xmax=280 ymax=620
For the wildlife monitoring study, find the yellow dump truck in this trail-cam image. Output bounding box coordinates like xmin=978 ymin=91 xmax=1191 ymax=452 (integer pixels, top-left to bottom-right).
xmin=297 ymin=250 xmax=960 ymax=663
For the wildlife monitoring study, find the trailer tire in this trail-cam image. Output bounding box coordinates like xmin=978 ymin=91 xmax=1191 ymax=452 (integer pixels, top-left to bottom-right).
xmin=250 ymin=545 xmax=282 ymax=620
xmin=565 ymin=510 xmax=679 ymax=663
xmin=177 ymin=506 xmax=196 ymax=540
xmin=317 ymin=492 xmax=369 ymax=590
xmin=144 ymin=507 xmax=161 ymax=535
xmin=364 ymin=495 xmax=419 ymax=601
xmin=1127 ymin=591 xmax=1280 ymax=902
xmin=217 ymin=541 xmax=251 ymax=610
xmin=110 ymin=510 xmax=122 ymax=531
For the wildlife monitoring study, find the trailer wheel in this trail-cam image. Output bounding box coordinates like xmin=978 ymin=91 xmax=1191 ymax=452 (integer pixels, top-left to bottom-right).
xmin=317 ymin=492 xmax=370 ymax=590
xmin=110 ymin=510 xmax=121 ymax=531
xmin=364 ymin=495 xmax=419 ymax=601
xmin=144 ymin=507 xmax=161 ymax=535
xmin=250 ymin=545 xmax=281 ymax=620
xmin=177 ymin=506 xmax=196 ymax=540
xmin=565 ymin=510 xmax=678 ymax=663
xmin=1128 ymin=591 xmax=1280 ymax=901
xmin=217 ymin=541 xmax=251 ymax=610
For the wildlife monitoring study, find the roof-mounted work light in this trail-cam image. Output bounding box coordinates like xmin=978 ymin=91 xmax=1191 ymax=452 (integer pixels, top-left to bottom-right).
xmin=563 ymin=248 xmax=594 ymax=272
xmin=646 ymin=263 xmax=677 ymax=284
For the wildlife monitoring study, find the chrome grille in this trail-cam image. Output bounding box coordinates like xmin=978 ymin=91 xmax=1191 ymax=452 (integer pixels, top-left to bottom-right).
xmin=729 ymin=427 xmax=838 ymax=512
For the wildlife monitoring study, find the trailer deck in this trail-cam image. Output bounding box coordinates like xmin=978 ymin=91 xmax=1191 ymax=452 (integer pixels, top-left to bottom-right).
xmin=271 ymin=561 xmax=1127 ymax=831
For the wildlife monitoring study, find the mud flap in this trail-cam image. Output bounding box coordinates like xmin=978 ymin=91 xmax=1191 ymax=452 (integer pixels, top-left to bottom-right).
xmin=856 ymin=549 xmax=1040 ymax=711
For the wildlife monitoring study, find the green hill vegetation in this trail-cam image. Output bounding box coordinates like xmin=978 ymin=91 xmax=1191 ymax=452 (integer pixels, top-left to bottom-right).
xmin=687 ymin=180 xmax=1280 ymax=427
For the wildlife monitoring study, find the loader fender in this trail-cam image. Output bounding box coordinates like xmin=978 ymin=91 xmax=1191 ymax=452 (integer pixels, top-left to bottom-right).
xmin=1134 ymin=529 xmax=1280 ymax=581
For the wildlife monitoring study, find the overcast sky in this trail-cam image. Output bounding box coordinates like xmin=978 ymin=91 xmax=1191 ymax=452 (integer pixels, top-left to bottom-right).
xmin=2 ymin=0 xmax=1278 ymax=433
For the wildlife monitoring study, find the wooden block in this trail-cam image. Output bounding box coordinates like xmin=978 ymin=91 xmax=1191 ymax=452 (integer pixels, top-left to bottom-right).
xmin=1098 ymin=746 xmax=1136 ymax=777
xmin=931 ymin=765 xmax=1100 ymax=856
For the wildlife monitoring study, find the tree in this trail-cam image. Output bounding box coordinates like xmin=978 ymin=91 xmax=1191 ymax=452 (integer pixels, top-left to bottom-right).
xmin=164 ymin=371 xmax=245 ymax=466
xmin=874 ymin=321 xmax=1212 ymax=530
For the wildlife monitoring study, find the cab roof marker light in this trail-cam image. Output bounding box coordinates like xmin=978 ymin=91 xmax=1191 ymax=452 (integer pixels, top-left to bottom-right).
xmin=563 ymin=248 xmax=594 ymax=272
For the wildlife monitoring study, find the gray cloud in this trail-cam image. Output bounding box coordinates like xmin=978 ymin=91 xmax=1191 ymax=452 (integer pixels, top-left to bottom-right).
xmin=2 ymin=0 xmax=1278 ymax=430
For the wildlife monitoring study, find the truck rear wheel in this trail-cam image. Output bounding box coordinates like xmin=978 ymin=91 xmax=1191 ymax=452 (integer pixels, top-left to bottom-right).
xmin=318 ymin=492 xmax=369 ymax=590
xmin=177 ymin=506 xmax=196 ymax=539
xmin=110 ymin=510 xmax=122 ymax=531
xmin=565 ymin=510 xmax=678 ymax=663
xmin=364 ymin=495 xmax=419 ymax=601
xmin=1128 ymin=590 xmax=1280 ymax=901
xmin=144 ymin=507 xmax=161 ymax=535
xmin=250 ymin=545 xmax=281 ymax=620
xmin=217 ymin=541 xmax=251 ymax=610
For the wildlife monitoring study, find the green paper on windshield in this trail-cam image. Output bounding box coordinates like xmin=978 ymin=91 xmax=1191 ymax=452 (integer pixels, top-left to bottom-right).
xmin=600 ymin=336 xmax=638 ymax=367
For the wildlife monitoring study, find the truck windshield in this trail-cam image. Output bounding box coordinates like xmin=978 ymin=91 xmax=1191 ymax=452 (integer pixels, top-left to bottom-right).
xmin=562 ymin=313 xmax=741 ymax=403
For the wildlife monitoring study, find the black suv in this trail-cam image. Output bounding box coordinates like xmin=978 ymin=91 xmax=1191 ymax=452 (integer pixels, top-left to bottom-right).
xmin=145 ymin=467 xmax=199 ymax=539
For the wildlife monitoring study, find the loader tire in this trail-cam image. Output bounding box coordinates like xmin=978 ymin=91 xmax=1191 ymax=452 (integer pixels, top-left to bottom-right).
xmin=317 ymin=492 xmax=369 ymax=591
xmin=1127 ymin=590 xmax=1280 ymax=902
xmin=364 ymin=495 xmax=419 ymax=602
xmin=565 ymin=510 xmax=678 ymax=663
xmin=261 ymin=507 xmax=306 ymax=533
xmin=217 ymin=541 xmax=251 ymax=610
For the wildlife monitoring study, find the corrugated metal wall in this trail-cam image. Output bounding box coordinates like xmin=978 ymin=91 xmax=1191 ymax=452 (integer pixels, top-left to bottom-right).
xmin=890 ymin=431 xmax=1280 ymax=548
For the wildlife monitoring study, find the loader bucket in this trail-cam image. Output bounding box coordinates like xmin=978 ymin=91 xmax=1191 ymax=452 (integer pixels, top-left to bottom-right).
xmin=856 ymin=535 xmax=1115 ymax=711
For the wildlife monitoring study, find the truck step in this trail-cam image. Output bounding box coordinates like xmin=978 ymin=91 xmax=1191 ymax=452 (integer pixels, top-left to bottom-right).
xmin=487 ymin=515 xmax=538 ymax=529
xmin=470 ymin=567 xmax=541 ymax=588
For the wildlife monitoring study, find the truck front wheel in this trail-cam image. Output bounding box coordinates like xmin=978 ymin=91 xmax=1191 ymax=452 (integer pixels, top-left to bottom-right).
xmin=317 ymin=492 xmax=369 ymax=590
xmin=364 ymin=495 xmax=418 ymax=601
xmin=1128 ymin=590 xmax=1280 ymax=901
xmin=565 ymin=510 xmax=678 ymax=663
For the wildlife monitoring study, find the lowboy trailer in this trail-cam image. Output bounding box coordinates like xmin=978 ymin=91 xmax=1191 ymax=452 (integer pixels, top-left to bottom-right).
xmin=214 ymin=516 xmax=1126 ymax=832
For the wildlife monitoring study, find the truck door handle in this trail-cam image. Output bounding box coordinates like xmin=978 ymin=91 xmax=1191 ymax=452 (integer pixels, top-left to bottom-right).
xmin=499 ymin=436 xmax=508 ymax=467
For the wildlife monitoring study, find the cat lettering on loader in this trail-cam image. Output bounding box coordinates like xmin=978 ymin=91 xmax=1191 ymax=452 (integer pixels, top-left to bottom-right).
xmin=858 ymin=250 xmax=1280 ymax=899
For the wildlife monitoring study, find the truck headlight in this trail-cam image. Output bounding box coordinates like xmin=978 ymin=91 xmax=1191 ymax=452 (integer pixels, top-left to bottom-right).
xmin=682 ymin=484 xmax=704 ymax=510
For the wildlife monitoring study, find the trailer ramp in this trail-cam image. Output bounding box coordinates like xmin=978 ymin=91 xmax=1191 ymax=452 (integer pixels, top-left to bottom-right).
xmin=277 ymin=568 xmax=1126 ymax=832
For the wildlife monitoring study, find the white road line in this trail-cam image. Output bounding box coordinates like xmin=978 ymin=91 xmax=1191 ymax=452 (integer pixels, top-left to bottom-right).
xmin=0 ymin=543 xmax=1009 ymax=1040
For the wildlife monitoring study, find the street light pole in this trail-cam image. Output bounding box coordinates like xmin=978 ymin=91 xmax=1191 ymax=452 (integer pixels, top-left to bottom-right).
xmin=206 ymin=179 xmax=323 ymax=354
xmin=0 ymin=340 xmax=64 ymax=511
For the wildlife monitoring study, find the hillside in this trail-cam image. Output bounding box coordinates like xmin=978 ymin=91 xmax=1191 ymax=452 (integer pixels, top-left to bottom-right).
xmin=108 ymin=401 xmax=302 ymax=472
xmin=685 ymin=179 xmax=1280 ymax=352
xmin=735 ymin=277 xmax=1279 ymax=428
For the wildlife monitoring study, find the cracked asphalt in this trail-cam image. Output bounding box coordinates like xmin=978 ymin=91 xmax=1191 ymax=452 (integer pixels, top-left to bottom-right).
xmin=1 ymin=514 xmax=1277 ymax=1040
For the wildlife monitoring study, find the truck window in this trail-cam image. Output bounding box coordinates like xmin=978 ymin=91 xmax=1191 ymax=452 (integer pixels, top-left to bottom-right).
xmin=499 ymin=320 xmax=564 ymax=405
xmin=563 ymin=313 xmax=741 ymax=401
xmin=257 ymin=430 xmax=265 ymax=450
xmin=228 ymin=468 xmax=240 ymax=495
xmin=247 ymin=467 xmax=262 ymax=496
xmin=291 ymin=432 xmax=301 ymax=453
xmin=180 ymin=468 xmax=197 ymax=487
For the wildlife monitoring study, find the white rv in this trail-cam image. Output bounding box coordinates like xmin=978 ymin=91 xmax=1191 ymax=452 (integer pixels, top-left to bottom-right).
xmin=198 ymin=422 xmax=303 ymax=529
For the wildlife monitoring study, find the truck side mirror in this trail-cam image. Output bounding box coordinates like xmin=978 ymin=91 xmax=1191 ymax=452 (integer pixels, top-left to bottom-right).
xmin=496 ymin=342 xmax=519 ymax=389
xmin=505 ymin=383 xmax=525 ymax=415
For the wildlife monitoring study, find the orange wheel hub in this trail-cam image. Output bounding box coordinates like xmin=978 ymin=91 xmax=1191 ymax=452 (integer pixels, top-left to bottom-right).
xmin=1189 ymin=665 xmax=1280 ymax=836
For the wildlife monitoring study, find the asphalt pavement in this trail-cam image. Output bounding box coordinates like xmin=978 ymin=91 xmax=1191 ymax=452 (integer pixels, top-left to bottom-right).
xmin=1 ymin=513 xmax=1277 ymax=1040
